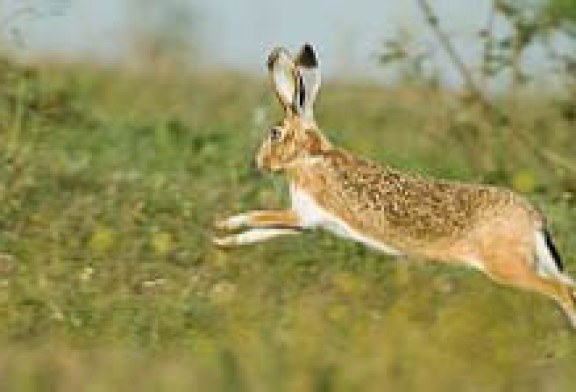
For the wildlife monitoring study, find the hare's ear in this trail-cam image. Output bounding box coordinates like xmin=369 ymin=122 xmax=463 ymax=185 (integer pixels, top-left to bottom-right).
xmin=295 ymin=43 xmax=321 ymax=123
xmin=267 ymin=47 xmax=299 ymax=114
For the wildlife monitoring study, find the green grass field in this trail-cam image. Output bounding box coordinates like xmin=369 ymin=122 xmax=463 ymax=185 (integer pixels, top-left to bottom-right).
xmin=0 ymin=57 xmax=575 ymax=391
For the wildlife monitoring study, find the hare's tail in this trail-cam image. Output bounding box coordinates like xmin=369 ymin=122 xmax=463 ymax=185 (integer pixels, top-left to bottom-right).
xmin=534 ymin=228 xmax=574 ymax=286
xmin=535 ymin=228 xmax=576 ymax=328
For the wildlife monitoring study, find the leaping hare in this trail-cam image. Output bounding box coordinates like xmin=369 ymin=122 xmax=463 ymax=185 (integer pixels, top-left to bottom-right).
xmin=214 ymin=43 xmax=576 ymax=328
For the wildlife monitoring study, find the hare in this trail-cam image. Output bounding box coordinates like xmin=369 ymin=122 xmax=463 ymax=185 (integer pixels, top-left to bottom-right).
xmin=214 ymin=43 xmax=576 ymax=328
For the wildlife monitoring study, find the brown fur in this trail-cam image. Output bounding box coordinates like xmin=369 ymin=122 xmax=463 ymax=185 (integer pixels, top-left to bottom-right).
xmin=289 ymin=148 xmax=540 ymax=257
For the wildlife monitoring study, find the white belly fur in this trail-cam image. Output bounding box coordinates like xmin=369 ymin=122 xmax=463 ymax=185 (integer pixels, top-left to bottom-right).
xmin=290 ymin=185 xmax=402 ymax=256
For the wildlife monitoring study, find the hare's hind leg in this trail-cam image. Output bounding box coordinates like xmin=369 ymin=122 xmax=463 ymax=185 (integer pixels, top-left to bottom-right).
xmin=558 ymin=290 xmax=576 ymax=329
xmin=482 ymin=251 xmax=576 ymax=329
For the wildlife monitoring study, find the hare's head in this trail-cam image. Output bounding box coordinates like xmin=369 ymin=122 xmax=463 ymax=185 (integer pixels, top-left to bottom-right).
xmin=256 ymin=44 xmax=331 ymax=173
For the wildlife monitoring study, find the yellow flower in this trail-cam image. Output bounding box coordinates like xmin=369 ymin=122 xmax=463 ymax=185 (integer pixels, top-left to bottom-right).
xmin=88 ymin=226 xmax=115 ymax=252
xmin=512 ymin=170 xmax=537 ymax=193
xmin=151 ymin=232 xmax=173 ymax=256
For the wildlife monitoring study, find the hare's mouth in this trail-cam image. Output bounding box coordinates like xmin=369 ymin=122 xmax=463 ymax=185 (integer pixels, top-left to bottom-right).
xmin=255 ymin=152 xmax=279 ymax=173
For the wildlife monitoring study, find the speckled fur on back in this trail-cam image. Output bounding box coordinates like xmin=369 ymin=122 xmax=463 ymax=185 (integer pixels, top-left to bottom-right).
xmin=215 ymin=43 xmax=576 ymax=329
xmin=289 ymin=148 xmax=542 ymax=257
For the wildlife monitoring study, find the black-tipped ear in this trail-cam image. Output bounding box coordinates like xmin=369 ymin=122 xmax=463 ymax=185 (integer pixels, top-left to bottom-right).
xmin=294 ymin=43 xmax=321 ymax=124
xmin=295 ymin=43 xmax=318 ymax=68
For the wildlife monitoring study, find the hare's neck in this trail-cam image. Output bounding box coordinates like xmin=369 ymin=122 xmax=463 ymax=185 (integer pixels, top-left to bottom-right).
xmin=285 ymin=157 xmax=323 ymax=186
xmin=286 ymin=148 xmax=353 ymax=185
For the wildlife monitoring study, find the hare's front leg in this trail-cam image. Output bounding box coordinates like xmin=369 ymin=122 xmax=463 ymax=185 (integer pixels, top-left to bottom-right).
xmin=213 ymin=210 xmax=303 ymax=248
xmin=213 ymin=227 xmax=301 ymax=247
xmin=215 ymin=210 xmax=301 ymax=231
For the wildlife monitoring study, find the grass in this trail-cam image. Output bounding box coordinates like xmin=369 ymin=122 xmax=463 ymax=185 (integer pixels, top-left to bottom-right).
xmin=0 ymin=57 xmax=575 ymax=391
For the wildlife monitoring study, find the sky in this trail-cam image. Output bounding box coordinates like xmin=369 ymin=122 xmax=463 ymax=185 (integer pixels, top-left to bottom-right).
xmin=0 ymin=0 xmax=570 ymax=88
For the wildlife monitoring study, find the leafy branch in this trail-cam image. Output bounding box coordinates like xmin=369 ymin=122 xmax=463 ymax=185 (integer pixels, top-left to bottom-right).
xmin=413 ymin=0 xmax=576 ymax=175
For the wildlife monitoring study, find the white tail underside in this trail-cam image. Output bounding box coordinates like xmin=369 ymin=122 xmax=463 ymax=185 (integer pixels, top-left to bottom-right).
xmin=534 ymin=230 xmax=574 ymax=286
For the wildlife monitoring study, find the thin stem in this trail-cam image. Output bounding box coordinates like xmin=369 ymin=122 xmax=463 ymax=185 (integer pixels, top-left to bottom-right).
xmin=416 ymin=0 xmax=482 ymax=97
xmin=480 ymin=0 xmax=497 ymax=86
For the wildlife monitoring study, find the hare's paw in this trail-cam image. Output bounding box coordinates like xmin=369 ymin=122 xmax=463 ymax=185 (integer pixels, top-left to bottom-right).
xmin=213 ymin=228 xmax=301 ymax=248
xmin=212 ymin=235 xmax=238 ymax=248
xmin=214 ymin=214 xmax=248 ymax=231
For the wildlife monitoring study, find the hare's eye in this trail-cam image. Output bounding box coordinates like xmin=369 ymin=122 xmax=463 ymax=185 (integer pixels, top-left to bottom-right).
xmin=269 ymin=127 xmax=282 ymax=141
